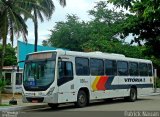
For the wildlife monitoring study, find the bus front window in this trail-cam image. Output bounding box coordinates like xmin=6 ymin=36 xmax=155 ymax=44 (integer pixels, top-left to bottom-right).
xmin=23 ymin=60 xmax=55 ymax=91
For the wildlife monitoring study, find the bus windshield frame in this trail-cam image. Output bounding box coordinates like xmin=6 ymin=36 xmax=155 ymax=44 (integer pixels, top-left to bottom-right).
xmin=23 ymin=52 xmax=56 ymax=91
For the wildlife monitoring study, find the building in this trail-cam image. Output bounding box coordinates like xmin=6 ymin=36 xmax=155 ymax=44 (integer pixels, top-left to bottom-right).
xmin=2 ymin=66 xmax=23 ymax=93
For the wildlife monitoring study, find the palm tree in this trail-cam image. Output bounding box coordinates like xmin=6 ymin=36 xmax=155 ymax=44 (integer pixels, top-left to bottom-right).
xmin=29 ymin=0 xmax=66 ymax=52
xmin=0 ymin=0 xmax=28 ymax=76
xmin=0 ymin=0 xmax=28 ymax=104
xmin=0 ymin=0 xmax=41 ymax=104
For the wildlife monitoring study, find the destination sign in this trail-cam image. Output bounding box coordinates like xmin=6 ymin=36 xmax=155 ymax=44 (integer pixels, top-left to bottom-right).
xmin=27 ymin=52 xmax=56 ymax=60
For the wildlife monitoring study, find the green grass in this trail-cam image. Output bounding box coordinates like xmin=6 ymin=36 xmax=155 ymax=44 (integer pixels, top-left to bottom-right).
xmin=0 ymin=104 xmax=10 ymax=106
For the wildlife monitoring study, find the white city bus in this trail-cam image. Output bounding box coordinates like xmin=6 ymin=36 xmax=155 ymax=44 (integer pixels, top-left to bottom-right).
xmin=22 ymin=50 xmax=154 ymax=108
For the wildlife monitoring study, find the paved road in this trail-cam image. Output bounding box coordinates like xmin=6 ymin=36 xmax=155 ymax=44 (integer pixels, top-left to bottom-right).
xmin=27 ymin=94 xmax=160 ymax=112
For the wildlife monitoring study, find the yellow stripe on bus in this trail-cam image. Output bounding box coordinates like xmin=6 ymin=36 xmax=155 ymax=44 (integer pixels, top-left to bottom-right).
xmin=92 ymin=76 xmax=100 ymax=91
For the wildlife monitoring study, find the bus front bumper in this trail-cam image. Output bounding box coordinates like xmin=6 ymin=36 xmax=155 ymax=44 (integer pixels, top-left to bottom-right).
xmin=22 ymin=93 xmax=58 ymax=104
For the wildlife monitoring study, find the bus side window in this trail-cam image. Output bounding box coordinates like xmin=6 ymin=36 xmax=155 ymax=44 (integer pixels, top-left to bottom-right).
xmin=58 ymin=61 xmax=73 ymax=86
xmin=90 ymin=58 xmax=104 ymax=76
xmin=139 ymin=63 xmax=148 ymax=76
xmin=105 ymin=60 xmax=117 ymax=76
xmin=117 ymin=61 xmax=128 ymax=76
xmin=75 ymin=57 xmax=90 ymax=76
xmin=129 ymin=62 xmax=139 ymax=76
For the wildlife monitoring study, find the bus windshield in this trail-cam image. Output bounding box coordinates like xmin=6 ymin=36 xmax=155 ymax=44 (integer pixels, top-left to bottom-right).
xmin=23 ymin=60 xmax=56 ymax=91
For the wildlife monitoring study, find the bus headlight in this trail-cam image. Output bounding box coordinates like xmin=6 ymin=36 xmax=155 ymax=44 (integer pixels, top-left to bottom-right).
xmin=47 ymin=87 xmax=55 ymax=96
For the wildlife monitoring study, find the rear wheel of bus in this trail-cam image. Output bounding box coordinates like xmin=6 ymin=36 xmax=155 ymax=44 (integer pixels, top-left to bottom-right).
xmin=129 ymin=88 xmax=137 ymax=102
xmin=75 ymin=90 xmax=87 ymax=108
xmin=125 ymin=88 xmax=137 ymax=102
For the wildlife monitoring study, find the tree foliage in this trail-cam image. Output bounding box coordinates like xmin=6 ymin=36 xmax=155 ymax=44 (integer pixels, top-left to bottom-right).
xmin=48 ymin=1 xmax=126 ymax=50
xmin=47 ymin=1 xmax=143 ymax=59
xmin=0 ymin=44 xmax=17 ymax=66
xmin=108 ymin=0 xmax=160 ymax=58
xmin=48 ymin=14 xmax=89 ymax=51
xmin=82 ymin=1 xmax=126 ymax=51
xmin=107 ymin=0 xmax=160 ymax=74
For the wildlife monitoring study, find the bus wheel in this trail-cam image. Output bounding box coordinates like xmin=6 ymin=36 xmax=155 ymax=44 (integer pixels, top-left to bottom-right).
xmin=129 ymin=88 xmax=137 ymax=102
xmin=75 ymin=90 xmax=87 ymax=108
xmin=48 ymin=103 xmax=58 ymax=109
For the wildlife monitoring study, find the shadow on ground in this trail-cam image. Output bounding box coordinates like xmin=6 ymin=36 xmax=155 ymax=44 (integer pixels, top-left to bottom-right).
xmin=28 ymin=97 xmax=152 ymax=112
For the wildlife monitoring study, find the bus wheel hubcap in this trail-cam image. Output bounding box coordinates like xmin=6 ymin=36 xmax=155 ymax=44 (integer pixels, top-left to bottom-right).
xmin=79 ymin=95 xmax=85 ymax=104
xmin=131 ymin=91 xmax=136 ymax=100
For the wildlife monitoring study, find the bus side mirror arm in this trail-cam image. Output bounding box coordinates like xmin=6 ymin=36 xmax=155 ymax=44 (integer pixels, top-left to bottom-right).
xmin=17 ymin=60 xmax=26 ymax=72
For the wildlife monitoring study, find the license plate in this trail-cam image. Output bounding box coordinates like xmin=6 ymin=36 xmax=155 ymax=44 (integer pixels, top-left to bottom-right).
xmin=32 ymin=100 xmax=38 ymax=103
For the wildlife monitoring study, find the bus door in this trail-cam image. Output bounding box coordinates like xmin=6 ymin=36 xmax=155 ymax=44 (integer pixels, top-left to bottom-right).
xmin=57 ymin=58 xmax=76 ymax=103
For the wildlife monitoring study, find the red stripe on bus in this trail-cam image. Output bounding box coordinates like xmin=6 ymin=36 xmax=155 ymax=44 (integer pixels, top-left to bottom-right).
xmin=96 ymin=76 xmax=109 ymax=90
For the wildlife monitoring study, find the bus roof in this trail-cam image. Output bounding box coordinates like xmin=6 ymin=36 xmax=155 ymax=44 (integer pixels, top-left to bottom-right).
xmin=27 ymin=49 xmax=152 ymax=63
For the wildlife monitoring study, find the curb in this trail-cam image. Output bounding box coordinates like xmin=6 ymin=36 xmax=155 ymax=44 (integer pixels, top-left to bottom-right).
xmin=150 ymin=92 xmax=160 ymax=96
xmin=0 ymin=104 xmax=48 ymax=111
xmin=139 ymin=92 xmax=160 ymax=97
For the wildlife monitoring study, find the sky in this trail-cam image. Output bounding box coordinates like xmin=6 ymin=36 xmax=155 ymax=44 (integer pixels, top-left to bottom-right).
xmin=15 ymin=0 xmax=99 ymax=46
xmin=9 ymin=0 xmax=132 ymax=46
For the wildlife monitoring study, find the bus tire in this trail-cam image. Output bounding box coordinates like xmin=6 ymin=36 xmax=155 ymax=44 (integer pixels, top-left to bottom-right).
xmin=75 ymin=90 xmax=87 ymax=108
xmin=48 ymin=103 xmax=58 ymax=109
xmin=128 ymin=88 xmax=137 ymax=102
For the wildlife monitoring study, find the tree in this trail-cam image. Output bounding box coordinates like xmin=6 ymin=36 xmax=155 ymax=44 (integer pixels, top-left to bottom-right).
xmin=108 ymin=0 xmax=160 ymax=74
xmin=42 ymin=40 xmax=48 ymax=46
xmin=108 ymin=0 xmax=160 ymax=57
xmin=0 ymin=44 xmax=17 ymax=66
xmin=48 ymin=14 xmax=89 ymax=51
xmin=0 ymin=0 xmax=41 ymax=105
xmin=48 ymin=2 xmax=127 ymax=51
xmin=47 ymin=1 xmax=143 ymax=59
xmin=82 ymin=1 xmax=126 ymax=51
xmin=27 ymin=0 xmax=66 ymax=52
